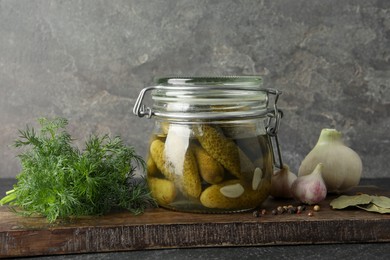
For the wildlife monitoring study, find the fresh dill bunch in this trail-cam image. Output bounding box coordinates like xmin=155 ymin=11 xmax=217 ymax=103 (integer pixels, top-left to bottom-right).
xmin=0 ymin=117 xmax=156 ymax=222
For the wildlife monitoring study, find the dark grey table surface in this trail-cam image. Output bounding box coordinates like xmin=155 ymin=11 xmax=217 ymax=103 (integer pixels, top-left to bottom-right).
xmin=1 ymin=178 xmax=390 ymax=260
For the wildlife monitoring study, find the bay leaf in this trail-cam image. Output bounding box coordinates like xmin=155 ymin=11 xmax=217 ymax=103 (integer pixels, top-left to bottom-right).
xmin=357 ymin=204 xmax=390 ymax=214
xmin=371 ymin=196 xmax=390 ymax=209
xmin=330 ymin=194 xmax=372 ymax=209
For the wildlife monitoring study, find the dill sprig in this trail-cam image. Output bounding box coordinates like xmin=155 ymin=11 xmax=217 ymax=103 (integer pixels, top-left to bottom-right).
xmin=0 ymin=117 xmax=156 ymax=222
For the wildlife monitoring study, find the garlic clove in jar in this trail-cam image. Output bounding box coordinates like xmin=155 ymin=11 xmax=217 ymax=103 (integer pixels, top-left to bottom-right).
xmin=270 ymin=164 xmax=297 ymax=199
xmin=291 ymin=163 xmax=327 ymax=205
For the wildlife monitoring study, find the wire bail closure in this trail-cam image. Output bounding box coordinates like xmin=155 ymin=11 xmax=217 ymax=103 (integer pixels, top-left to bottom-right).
xmin=133 ymin=83 xmax=284 ymax=169
xmin=265 ymin=89 xmax=284 ymax=169
xmin=133 ymin=86 xmax=155 ymax=118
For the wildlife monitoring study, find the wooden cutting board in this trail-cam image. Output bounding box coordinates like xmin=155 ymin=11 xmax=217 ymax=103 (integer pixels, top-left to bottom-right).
xmin=1 ymin=185 xmax=390 ymax=258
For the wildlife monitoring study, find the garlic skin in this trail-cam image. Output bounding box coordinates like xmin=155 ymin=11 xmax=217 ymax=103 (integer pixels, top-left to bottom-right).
xmin=298 ymin=129 xmax=362 ymax=193
xmin=270 ymin=164 xmax=297 ymax=199
xmin=292 ymin=163 xmax=327 ymax=205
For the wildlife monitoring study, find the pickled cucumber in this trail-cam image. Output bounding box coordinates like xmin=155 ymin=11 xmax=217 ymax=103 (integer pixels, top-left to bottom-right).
xmin=196 ymin=125 xmax=241 ymax=178
xmin=180 ymin=149 xmax=202 ymax=198
xmin=192 ymin=144 xmax=225 ymax=184
xmin=146 ymin=156 xmax=160 ymax=177
xmin=150 ymin=139 xmax=174 ymax=180
xmin=149 ymin=139 xmax=202 ymax=198
xmin=148 ymin=177 xmax=177 ymax=205
xmin=200 ymin=179 xmax=271 ymax=209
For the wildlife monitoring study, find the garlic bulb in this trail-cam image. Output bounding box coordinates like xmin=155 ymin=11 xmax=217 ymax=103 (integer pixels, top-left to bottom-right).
xmin=292 ymin=163 xmax=327 ymax=205
xmin=298 ymin=128 xmax=362 ymax=193
xmin=270 ymin=164 xmax=297 ymax=199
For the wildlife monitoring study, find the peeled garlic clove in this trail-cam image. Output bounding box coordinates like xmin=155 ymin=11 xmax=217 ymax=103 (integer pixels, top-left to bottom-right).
xmin=220 ymin=183 xmax=245 ymax=198
xmin=270 ymin=164 xmax=297 ymax=199
xmin=252 ymin=167 xmax=263 ymax=190
xmin=291 ymin=163 xmax=327 ymax=205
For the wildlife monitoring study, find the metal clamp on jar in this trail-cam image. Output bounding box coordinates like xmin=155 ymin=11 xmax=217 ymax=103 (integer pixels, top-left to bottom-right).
xmin=133 ymin=76 xmax=283 ymax=213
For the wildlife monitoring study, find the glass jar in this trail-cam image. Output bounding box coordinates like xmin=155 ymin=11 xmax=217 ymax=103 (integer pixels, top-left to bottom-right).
xmin=133 ymin=76 xmax=283 ymax=213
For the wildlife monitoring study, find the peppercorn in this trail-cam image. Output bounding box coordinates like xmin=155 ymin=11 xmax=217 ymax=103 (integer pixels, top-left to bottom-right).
xmin=252 ymin=210 xmax=260 ymax=218
xmin=313 ymin=205 xmax=320 ymax=212
xmin=277 ymin=206 xmax=285 ymax=214
xmin=307 ymin=211 xmax=314 ymax=217
xmin=287 ymin=207 xmax=296 ymax=214
xmin=271 ymin=209 xmax=278 ymax=215
xmin=261 ymin=209 xmax=267 ymax=215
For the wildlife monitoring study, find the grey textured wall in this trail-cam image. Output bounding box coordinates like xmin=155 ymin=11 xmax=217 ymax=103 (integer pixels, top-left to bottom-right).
xmin=0 ymin=0 xmax=389 ymax=178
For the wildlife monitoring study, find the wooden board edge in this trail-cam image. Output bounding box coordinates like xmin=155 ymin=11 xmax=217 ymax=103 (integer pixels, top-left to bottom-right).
xmin=1 ymin=218 xmax=390 ymax=258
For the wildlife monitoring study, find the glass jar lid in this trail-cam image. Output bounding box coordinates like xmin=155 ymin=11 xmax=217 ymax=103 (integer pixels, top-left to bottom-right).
xmin=134 ymin=76 xmax=280 ymax=121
